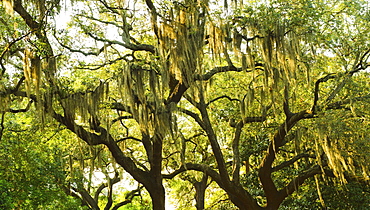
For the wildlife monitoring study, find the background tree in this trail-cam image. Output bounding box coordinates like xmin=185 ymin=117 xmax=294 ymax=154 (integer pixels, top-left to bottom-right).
xmin=0 ymin=0 xmax=369 ymax=209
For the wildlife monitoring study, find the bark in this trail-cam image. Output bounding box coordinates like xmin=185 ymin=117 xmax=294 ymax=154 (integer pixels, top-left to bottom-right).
xmin=194 ymin=174 xmax=208 ymax=210
xmin=189 ymin=98 xmax=262 ymax=209
xmin=148 ymin=134 xmax=166 ymax=210
xmin=232 ymin=121 xmax=243 ymax=184
xmin=148 ymin=183 xmax=165 ymax=210
xmin=72 ymin=186 xmax=100 ymax=210
xmin=111 ymin=187 xmax=142 ymax=210
xmin=258 ymin=110 xmax=314 ymax=209
xmin=105 ymin=137 xmax=165 ymax=210
xmin=94 ymin=175 xmax=120 ymax=205
xmin=171 ymin=163 xmax=262 ymax=210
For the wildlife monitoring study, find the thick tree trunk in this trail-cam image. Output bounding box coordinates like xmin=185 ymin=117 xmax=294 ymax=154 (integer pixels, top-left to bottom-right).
xmin=228 ymin=186 xmax=262 ymax=210
xmin=148 ymin=183 xmax=166 ymax=210
xmin=147 ymin=133 xmax=165 ymax=210
xmin=194 ymin=174 xmax=208 ymax=210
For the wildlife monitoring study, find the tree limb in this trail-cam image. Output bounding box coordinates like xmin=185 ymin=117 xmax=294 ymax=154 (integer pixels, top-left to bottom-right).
xmin=72 ymin=186 xmax=100 ymax=210
xmin=272 ymin=153 xmax=315 ymax=172
xmin=56 ymin=36 xmax=111 ymax=56
xmin=259 ymin=109 xmax=313 ymax=207
xmin=7 ymin=100 xmax=33 ymax=113
xmin=206 ymin=95 xmax=240 ymax=107
xmin=178 ymin=107 xmax=207 ymax=130
xmin=276 ymin=164 xmax=323 ymax=207
xmin=312 ymin=73 xmax=336 ymax=113
xmin=61 ymin=185 xmax=89 ymax=207
xmin=86 ymin=32 xmax=155 ymax=53
xmin=196 ymin=66 xmax=243 ymax=81
xmin=163 ymin=163 xmax=222 ymax=184
xmin=232 ymin=121 xmax=243 ymax=183
xmin=111 ymin=186 xmax=144 ymax=210
xmin=196 ymin=63 xmax=264 ymax=81
xmin=94 ymin=175 xmax=121 ymax=205
xmin=13 ymin=0 xmax=40 ymax=30
xmin=0 ymin=31 xmax=34 ymax=76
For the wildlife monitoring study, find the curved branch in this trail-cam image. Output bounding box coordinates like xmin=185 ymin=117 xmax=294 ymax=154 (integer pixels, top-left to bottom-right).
xmin=116 ymin=136 xmax=141 ymax=143
xmin=78 ymin=14 xmax=128 ymax=30
xmin=274 ymin=165 xmax=322 ymax=209
xmin=196 ymin=63 xmax=264 ymax=81
xmin=52 ymin=111 xmax=105 ymax=146
xmin=163 ymin=162 xmax=261 ymax=209
xmin=206 ymin=95 xmax=240 ymax=107
xmin=72 ymin=186 xmax=99 ymax=210
xmin=326 ymin=57 xmax=369 ymax=105
xmin=178 ymin=107 xmax=206 ymax=130
xmin=312 ymin=74 xmax=336 ymax=113
xmin=56 ymin=36 xmax=111 ymax=56
xmin=7 ymin=100 xmax=33 ymax=113
xmin=0 ymin=31 xmax=34 ymax=76
xmin=61 ymin=185 xmax=89 ymax=207
xmin=94 ymin=175 xmax=121 ymax=205
xmin=196 ymin=66 xmax=243 ymax=81
xmin=13 ymin=0 xmax=40 ymax=30
xmin=111 ymin=186 xmax=144 ymax=210
xmin=86 ymin=32 xmax=155 ymax=53
xmin=112 ymin=115 xmax=133 ymax=124
xmin=272 ymin=153 xmax=315 ymax=172
xmin=259 ymin=109 xmax=314 ymax=206
xmin=326 ymin=94 xmax=370 ymax=110
xmin=198 ymin=101 xmax=230 ymax=186
xmin=241 ymin=34 xmax=264 ymax=42
xmin=163 ymin=163 xmax=222 ymax=184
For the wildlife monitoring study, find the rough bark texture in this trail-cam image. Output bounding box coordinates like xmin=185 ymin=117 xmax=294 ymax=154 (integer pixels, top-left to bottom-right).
xmin=194 ymin=174 xmax=207 ymax=210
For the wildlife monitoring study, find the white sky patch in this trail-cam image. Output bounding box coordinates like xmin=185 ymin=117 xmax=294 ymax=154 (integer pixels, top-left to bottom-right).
xmin=54 ymin=0 xmax=73 ymax=30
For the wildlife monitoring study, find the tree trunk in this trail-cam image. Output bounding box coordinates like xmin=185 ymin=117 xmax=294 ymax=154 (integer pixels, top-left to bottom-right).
xmin=148 ymin=134 xmax=165 ymax=210
xmin=227 ymin=184 xmax=263 ymax=210
xmin=194 ymin=174 xmax=208 ymax=210
xmin=148 ymin=181 xmax=165 ymax=210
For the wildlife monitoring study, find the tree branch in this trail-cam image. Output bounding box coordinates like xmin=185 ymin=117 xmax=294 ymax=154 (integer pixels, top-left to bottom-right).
xmin=272 ymin=153 xmax=315 ymax=172
xmin=111 ymin=186 xmax=144 ymax=210
xmin=10 ymin=91 xmax=152 ymax=192
xmin=312 ymin=73 xmax=336 ymax=113
xmin=232 ymin=121 xmax=243 ymax=183
xmin=326 ymin=57 xmax=369 ymax=105
xmin=56 ymin=36 xmax=111 ymax=56
xmin=206 ymin=95 xmax=240 ymax=107
xmin=61 ymin=185 xmax=89 ymax=207
xmin=7 ymin=100 xmax=33 ymax=113
xmin=241 ymin=34 xmax=264 ymax=42
xmin=259 ymin=109 xmax=313 ymax=206
xmin=86 ymin=32 xmax=155 ymax=53
xmin=112 ymin=115 xmax=133 ymax=124
xmin=72 ymin=186 xmax=99 ymax=210
xmin=274 ymin=164 xmax=323 ymax=208
xmin=1 ymin=31 xmax=34 ymax=76
xmin=94 ymin=174 xmax=121 ymax=206
xmin=196 ymin=63 xmax=264 ymax=81
xmin=198 ymin=99 xmax=231 ymax=187
xmin=326 ymin=94 xmax=370 ymax=110
xmin=196 ymin=66 xmax=243 ymax=81
xmin=178 ymin=107 xmax=207 ymax=130
xmin=13 ymin=0 xmax=40 ymax=30
xmin=116 ymin=136 xmax=141 ymax=143
xmin=51 ymin=111 xmax=105 ymax=146
xmin=163 ymin=163 xmax=222 ymax=184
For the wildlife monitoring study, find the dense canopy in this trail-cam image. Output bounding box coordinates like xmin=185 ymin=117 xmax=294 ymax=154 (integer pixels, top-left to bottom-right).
xmin=0 ymin=0 xmax=369 ymax=209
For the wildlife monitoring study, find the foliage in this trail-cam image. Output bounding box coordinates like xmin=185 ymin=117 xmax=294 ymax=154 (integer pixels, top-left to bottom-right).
xmin=0 ymin=0 xmax=369 ymax=209
xmin=0 ymin=111 xmax=85 ymax=209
